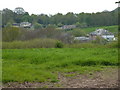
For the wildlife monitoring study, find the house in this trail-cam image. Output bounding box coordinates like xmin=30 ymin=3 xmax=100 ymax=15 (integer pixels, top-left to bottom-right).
xmin=62 ymin=25 xmax=76 ymax=30
xmin=74 ymin=36 xmax=90 ymax=42
xmin=12 ymin=22 xmax=32 ymax=29
xmin=89 ymin=29 xmax=116 ymax=41
xmin=20 ymin=22 xmax=32 ymax=28
xmin=101 ymin=35 xmax=115 ymax=41
xmin=74 ymin=36 xmax=89 ymax=41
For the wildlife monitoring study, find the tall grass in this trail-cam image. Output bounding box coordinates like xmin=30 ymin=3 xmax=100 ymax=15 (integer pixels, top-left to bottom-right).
xmin=65 ymin=42 xmax=118 ymax=48
xmin=2 ymin=38 xmax=61 ymax=49
xmin=2 ymin=48 xmax=118 ymax=83
xmin=2 ymin=39 xmax=118 ymax=49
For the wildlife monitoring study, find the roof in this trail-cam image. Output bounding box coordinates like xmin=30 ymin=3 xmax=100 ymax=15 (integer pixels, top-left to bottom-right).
xmin=62 ymin=25 xmax=76 ymax=29
xmin=20 ymin=22 xmax=31 ymax=27
xmin=74 ymin=36 xmax=89 ymax=40
xmin=90 ymin=29 xmax=113 ymax=36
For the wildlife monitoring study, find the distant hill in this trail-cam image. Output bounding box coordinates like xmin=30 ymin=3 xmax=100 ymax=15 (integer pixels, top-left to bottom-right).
xmin=112 ymin=7 xmax=120 ymax=12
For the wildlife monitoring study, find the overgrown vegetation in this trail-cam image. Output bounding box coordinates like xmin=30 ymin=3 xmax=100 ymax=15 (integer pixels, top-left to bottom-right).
xmin=2 ymin=27 xmax=73 ymax=43
xmin=2 ymin=48 xmax=118 ymax=83
xmin=2 ymin=25 xmax=118 ymax=49
xmin=2 ymin=39 xmax=118 ymax=49
xmin=2 ymin=38 xmax=59 ymax=49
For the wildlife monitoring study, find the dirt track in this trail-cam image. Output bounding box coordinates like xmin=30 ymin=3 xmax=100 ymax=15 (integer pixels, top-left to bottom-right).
xmin=3 ymin=67 xmax=119 ymax=88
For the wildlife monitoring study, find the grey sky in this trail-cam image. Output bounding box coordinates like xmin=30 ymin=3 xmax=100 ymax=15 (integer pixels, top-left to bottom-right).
xmin=0 ymin=0 xmax=118 ymax=15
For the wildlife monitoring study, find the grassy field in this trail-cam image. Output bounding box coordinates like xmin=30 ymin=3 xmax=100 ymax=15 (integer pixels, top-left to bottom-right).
xmin=67 ymin=25 xmax=118 ymax=38
xmin=81 ymin=25 xmax=118 ymax=33
xmin=2 ymin=48 xmax=118 ymax=83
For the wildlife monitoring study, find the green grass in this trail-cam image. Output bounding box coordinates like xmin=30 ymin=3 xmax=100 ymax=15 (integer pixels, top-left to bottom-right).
xmin=2 ymin=48 xmax=118 ymax=83
xmin=81 ymin=25 xmax=118 ymax=33
xmin=68 ymin=25 xmax=118 ymax=38
xmin=65 ymin=42 xmax=118 ymax=48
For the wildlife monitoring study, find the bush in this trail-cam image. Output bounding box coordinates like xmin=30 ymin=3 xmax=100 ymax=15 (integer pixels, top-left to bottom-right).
xmin=55 ymin=41 xmax=64 ymax=48
xmin=92 ymin=36 xmax=107 ymax=44
xmin=69 ymin=29 xmax=86 ymax=37
xmin=34 ymin=23 xmax=43 ymax=30
xmin=105 ymin=41 xmax=118 ymax=48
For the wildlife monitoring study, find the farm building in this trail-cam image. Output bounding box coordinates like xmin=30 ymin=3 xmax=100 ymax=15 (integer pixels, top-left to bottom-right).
xmin=89 ymin=29 xmax=116 ymax=41
xmin=74 ymin=36 xmax=90 ymax=41
xmin=62 ymin=25 xmax=76 ymax=30
xmin=20 ymin=22 xmax=32 ymax=28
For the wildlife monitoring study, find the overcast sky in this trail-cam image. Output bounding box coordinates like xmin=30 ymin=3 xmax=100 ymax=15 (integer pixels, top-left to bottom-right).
xmin=0 ymin=0 xmax=118 ymax=15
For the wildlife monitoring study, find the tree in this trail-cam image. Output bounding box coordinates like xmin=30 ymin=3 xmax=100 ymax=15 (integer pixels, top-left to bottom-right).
xmin=46 ymin=24 xmax=57 ymax=28
xmin=70 ymin=29 xmax=86 ymax=37
xmin=64 ymin=12 xmax=77 ymax=25
xmin=2 ymin=8 xmax=15 ymax=26
xmin=31 ymin=14 xmax=38 ymax=24
xmin=37 ymin=14 xmax=49 ymax=25
xmin=14 ymin=7 xmax=25 ymax=14
xmin=34 ymin=23 xmax=43 ymax=29
xmin=1 ymin=7 xmax=119 ymax=28
xmin=57 ymin=23 xmax=63 ymax=27
xmin=6 ymin=22 xmax=12 ymax=27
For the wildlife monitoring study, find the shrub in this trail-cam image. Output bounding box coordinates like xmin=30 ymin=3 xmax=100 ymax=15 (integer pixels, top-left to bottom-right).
xmin=92 ymin=36 xmax=107 ymax=44
xmin=34 ymin=23 xmax=43 ymax=30
xmin=69 ymin=29 xmax=86 ymax=37
xmin=55 ymin=41 xmax=64 ymax=48
xmin=105 ymin=41 xmax=118 ymax=48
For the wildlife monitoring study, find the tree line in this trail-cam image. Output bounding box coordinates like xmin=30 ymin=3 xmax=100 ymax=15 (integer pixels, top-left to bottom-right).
xmin=2 ymin=7 xmax=119 ymax=28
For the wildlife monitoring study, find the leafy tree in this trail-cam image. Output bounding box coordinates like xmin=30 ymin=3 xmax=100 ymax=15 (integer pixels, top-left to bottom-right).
xmin=14 ymin=7 xmax=25 ymax=14
xmin=6 ymin=22 xmax=12 ymax=27
xmin=37 ymin=14 xmax=49 ymax=25
xmin=46 ymin=24 xmax=57 ymax=28
xmin=70 ymin=29 xmax=86 ymax=37
xmin=57 ymin=23 xmax=63 ymax=27
xmin=34 ymin=23 xmax=43 ymax=29
xmin=2 ymin=8 xmax=15 ymax=26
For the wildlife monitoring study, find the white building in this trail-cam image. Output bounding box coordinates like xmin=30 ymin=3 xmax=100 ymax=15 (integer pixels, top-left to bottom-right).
xmin=62 ymin=25 xmax=76 ymax=30
xmin=90 ymin=29 xmax=116 ymax=41
xmin=20 ymin=22 xmax=32 ymax=28
xmin=101 ymin=35 xmax=116 ymax=41
xmin=74 ymin=36 xmax=89 ymax=41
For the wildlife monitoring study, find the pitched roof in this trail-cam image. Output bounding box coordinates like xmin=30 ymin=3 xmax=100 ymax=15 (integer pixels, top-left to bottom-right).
xmin=90 ymin=29 xmax=113 ymax=35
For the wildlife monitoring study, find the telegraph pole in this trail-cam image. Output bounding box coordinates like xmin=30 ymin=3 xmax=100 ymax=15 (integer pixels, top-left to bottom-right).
xmin=115 ymin=1 xmax=120 ymax=32
xmin=115 ymin=1 xmax=120 ymax=8
xmin=116 ymin=2 xmax=120 ymax=89
xmin=115 ymin=1 xmax=120 ymax=4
